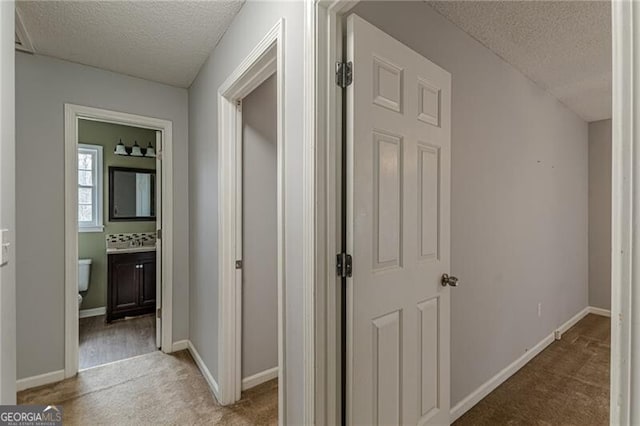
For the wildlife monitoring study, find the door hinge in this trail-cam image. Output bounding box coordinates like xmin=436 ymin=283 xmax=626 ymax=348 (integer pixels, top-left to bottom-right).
xmin=336 ymin=252 xmax=353 ymax=278
xmin=336 ymin=61 xmax=353 ymax=88
xmin=156 ymin=308 xmax=161 ymax=318
xmin=157 ymin=150 xmax=163 ymax=161
xmin=236 ymin=260 xmax=243 ymax=269
xmin=156 ymin=229 xmax=162 ymax=240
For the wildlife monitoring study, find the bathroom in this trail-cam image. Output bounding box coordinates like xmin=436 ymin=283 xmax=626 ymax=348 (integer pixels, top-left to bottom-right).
xmin=77 ymin=119 xmax=159 ymax=369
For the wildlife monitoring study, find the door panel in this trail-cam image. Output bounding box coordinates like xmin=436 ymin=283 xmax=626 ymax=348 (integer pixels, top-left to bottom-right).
xmin=372 ymin=310 xmax=402 ymax=425
xmin=373 ymin=130 xmax=402 ymax=271
xmin=346 ymin=14 xmax=451 ymax=426
xmin=418 ymin=297 xmax=440 ymax=418
xmin=112 ymin=260 xmax=138 ymax=311
xmin=418 ymin=144 xmax=440 ymax=261
xmin=139 ymin=258 xmax=156 ymax=308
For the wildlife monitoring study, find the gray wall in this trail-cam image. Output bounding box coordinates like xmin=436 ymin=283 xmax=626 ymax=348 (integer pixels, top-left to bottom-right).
xmin=351 ymin=2 xmax=589 ymax=407
xmin=189 ymin=2 xmax=306 ymax=422
xmin=0 ymin=0 xmax=16 ymax=404
xmin=15 ymin=53 xmax=189 ymax=380
xmin=588 ymin=119 xmax=612 ymax=310
xmin=242 ymin=75 xmax=278 ymax=379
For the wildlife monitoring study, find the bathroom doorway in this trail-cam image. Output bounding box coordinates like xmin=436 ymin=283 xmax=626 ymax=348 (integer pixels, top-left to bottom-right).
xmin=64 ymin=104 xmax=174 ymax=377
xmin=76 ymin=119 xmax=159 ymax=369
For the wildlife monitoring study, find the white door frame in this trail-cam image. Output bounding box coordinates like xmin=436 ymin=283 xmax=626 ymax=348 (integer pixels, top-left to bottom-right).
xmin=63 ymin=103 xmax=174 ymax=378
xmin=217 ymin=20 xmax=285 ymax=420
xmin=310 ymin=1 xmax=358 ymax=424
xmin=610 ymin=1 xmax=639 ymax=424
xmin=311 ymin=0 xmax=632 ymax=425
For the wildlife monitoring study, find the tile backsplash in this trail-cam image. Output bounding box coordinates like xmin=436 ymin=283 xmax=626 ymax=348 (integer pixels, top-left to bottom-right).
xmin=106 ymin=232 xmax=156 ymax=249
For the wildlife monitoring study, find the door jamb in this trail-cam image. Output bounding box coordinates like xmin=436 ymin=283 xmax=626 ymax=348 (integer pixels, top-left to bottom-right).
xmin=610 ymin=1 xmax=635 ymax=424
xmin=311 ymin=1 xmax=359 ymax=424
xmin=64 ymin=103 xmax=174 ymax=378
xmin=217 ymin=19 xmax=285 ymax=422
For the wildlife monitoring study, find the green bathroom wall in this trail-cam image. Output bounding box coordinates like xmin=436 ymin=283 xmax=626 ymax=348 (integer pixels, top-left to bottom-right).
xmin=78 ymin=119 xmax=157 ymax=310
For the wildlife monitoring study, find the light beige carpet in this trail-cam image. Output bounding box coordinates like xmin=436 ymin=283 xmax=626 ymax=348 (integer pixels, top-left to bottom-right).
xmin=455 ymin=313 xmax=610 ymax=425
xmin=18 ymin=350 xmax=278 ymax=425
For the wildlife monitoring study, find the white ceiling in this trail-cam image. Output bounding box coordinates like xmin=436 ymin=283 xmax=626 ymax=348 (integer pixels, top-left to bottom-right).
xmin=16 ymin=1 xmax=245 ymax=88
xmin=427 ymin=1 xmax=611 ymax=122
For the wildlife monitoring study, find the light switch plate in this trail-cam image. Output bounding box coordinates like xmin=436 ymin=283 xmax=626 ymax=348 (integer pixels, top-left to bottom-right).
xmin=0 ymin=229 xmax=9 ymax=267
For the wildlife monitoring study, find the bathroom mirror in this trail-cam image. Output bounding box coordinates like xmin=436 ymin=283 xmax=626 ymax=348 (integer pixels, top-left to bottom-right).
xmin=109 ymin=167 xmax=156 ymax=221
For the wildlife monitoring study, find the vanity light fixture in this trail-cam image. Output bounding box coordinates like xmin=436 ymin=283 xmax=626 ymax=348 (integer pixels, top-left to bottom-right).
xmin=114 ymin=139 xmax=128 ymax=156
xmin=130 ymin=141 xmax=143 ymax=157
xmin=144 ymin=142 xmax=156 ymax=158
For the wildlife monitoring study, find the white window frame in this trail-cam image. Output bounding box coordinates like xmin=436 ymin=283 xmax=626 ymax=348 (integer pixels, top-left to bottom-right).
xmin=77 ymin=143 xmax=103 ymax=233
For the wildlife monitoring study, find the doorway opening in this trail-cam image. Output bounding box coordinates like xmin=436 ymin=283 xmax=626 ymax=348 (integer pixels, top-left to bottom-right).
xmin=217 ymin=19 xmax=284 ymax=422
xmin=240 ymin=74 xmax=279 ymax=395
xmin=314 ymin=1 xmax=613 ymax=425
xmin=64 ymin=104 xmax=174 ymax=378
xmin=76 ymin=120 xmax=159 ymax=370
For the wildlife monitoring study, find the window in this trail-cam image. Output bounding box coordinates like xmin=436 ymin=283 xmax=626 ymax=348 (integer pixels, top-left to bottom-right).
xmin=78 ymin=144 xmax=103 ymax=232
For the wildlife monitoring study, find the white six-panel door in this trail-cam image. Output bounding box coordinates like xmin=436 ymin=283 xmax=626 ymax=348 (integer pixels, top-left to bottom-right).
xmin=346 ymin=15 xmax=451 ymax=425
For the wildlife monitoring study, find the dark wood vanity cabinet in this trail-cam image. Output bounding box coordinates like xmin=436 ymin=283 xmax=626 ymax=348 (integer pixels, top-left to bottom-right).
xmin=107 ymin=251 xmax=156 ymax=322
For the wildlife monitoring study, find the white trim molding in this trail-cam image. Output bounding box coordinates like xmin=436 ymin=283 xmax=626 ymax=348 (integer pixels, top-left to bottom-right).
xmin=16 ymin=370 xmax=65 ymax=392
xmin=588 ymin=306 xmax=611 ymax=318
xmin=555 ymin=307 xmax=590 ymax=339
xmin=171 ymin=340 xmax=189 ymax=352
xmin=64 ymin=104 xmax=174 ymax=379
xmin=611 ymin=1 xmax=635 ymax=424
xmin=242 ymin=367 xmax=279 ymax=391
xmin=217 ymin=19 xmax=285 ymax=422
xmin=312 ymin=1 xmax=360 ymax=424
xmin=303 ymin=2 xmax=316 ymax=424
xmin=187 ymin=341 xmax=220 ymax=400
xmin=79 ymin=306 xmax=106 ymax=319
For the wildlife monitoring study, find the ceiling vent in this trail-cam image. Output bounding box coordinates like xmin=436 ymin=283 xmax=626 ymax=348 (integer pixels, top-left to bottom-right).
xmin=15 ymin=8 xmax=34 ymax=54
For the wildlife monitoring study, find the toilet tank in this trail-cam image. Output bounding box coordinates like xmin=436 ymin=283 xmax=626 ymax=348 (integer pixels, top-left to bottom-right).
xmin=78 ymin=259 xmax=92 ymax=292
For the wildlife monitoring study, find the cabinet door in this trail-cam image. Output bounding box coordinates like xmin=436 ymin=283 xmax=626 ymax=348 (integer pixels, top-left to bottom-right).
xmin=139 ymin=257 xmax=156 ymax=308
xmin=111 ymin=258 xmax=140 ymax=311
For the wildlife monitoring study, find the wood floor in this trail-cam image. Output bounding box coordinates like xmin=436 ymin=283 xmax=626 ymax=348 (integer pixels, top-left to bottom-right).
xmin=79 ymin=314 xmax=156 ymax=369
xmin=455 ymin=313 xmax=610 ymax=425
xmin=18 ymin=350 xmax=278 ymax=425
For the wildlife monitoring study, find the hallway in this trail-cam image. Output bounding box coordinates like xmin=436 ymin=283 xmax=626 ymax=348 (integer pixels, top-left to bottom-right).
xmin=18 ymin=350 xmax=278 ymax=425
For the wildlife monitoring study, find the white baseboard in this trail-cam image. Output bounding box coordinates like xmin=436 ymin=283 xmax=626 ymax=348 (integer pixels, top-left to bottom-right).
xmin=555 ymin=307 xmax=590 ymax=338
xmin=242 ymin=366 xmax=278 ymax=391
xmin=449 ymin=306 xmax=591 ymax=422
xmin=171 ymin=340 xmax=189 ymax=352
xmin=79 ymin=306 xmax=106 ymax=318
xmin=186 ymin=341 xmax=220 ymax=401
xmin=588 ymin=306 xmax=611 ymax=317
xmin=16 ymin=370 xmax=65 ymax=392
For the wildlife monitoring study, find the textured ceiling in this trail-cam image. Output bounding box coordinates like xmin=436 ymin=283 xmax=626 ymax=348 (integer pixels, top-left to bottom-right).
xmin=427 ymin=1 xmax=611 ymax=122
xmin=16 ymin=1 xmax=244 ymax=88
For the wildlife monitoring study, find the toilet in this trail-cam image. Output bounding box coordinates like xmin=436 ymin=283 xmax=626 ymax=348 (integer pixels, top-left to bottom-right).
xmin=78 ymin=259 xmax=92 ymax=308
